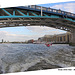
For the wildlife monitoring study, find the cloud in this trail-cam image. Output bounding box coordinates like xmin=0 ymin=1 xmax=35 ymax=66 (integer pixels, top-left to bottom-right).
xmin=0 ymin=26 xmax=66 ymax=42
xmin=0 ymin=31 xmax=40 ymax=42
xmin=26 ymin=26 xmax=66 ymax=35
xmin=26 ymin=26 xmax=55 ymax=33
xmin=51 ymin=3 xmax=75 ymax=13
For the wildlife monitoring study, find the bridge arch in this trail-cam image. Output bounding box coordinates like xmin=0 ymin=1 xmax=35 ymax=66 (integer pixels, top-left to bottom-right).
xmin=0 ymin=5 xmax=75 ymax=45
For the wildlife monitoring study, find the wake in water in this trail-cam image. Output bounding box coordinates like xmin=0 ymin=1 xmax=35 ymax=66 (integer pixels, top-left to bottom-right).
xmin=0 ymin=44 xmax=75 ymax=73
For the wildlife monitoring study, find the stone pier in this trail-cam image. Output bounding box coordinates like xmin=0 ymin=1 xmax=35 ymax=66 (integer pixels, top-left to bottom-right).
xmin=70 ymin=29 xmax=75 ymax=46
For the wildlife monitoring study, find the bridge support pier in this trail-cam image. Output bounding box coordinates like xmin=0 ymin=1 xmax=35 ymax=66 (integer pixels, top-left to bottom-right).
xmin=69 ymin=29 xmax=75 ymax=46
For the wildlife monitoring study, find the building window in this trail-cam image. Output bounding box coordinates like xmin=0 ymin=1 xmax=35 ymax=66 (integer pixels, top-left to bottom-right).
xmin=60 ymin=37 xmax=62 ymax=41
xmin=67 ymin=35 xmax=69 ymax=42
xmin=63 ymin=36 xmax=65 ymax=41
xmin=57 ymin=37 xmax=59 ymax=42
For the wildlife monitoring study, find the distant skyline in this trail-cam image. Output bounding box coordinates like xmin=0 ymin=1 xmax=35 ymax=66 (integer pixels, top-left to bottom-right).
xmin=0 ymin=1 xmax=75 ymax=42
xmin=0 ymin=26 xmax=66 ymax=42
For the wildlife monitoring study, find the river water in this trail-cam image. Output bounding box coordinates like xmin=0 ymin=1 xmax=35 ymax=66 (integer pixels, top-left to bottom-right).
xmin=0 ymin=44 xmax=75 ymax=73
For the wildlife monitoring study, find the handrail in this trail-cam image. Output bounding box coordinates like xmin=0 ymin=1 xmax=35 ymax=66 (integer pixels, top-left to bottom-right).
xmin=27 ymin=5 xmax=75 ymax=17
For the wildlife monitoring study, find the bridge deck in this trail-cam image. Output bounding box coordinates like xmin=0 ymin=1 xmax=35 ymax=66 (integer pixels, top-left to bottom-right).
xmin=0 ymin=5 xmax=75 ymax=20
xmin=16 ymin=5 xmax=75 ymax=19
xmin=0 ymin=5 xmax=75 ymax=31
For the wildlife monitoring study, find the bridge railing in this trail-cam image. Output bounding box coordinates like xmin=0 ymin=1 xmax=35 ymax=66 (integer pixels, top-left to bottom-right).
xmin=26 ymin=5 xmax=75 ymax=17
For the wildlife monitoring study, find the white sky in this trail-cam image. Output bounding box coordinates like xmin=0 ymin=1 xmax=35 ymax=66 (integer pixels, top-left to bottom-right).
xmin=0 ymin=0 xmax=74 ymax=8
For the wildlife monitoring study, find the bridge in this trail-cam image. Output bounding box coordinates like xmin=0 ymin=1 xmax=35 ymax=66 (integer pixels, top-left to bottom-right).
xmin=0 ymin=5 xmax=75 ymax=46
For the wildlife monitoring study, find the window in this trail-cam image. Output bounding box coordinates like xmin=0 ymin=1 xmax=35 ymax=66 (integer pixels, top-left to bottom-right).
xmin=57 ymin=37 xmax=59 ymax=42
xmin=53 ymin=10 xmax=57 ymax=12
xmin=58 ymin=10 xmax=61 ymax=13
xmin=63 ymin=36 xmax=65 ymax=41
xmin=60 ymin=37 xmax=62 ymax=41
xmin=67 ymin=35 xmax=69 ymax=42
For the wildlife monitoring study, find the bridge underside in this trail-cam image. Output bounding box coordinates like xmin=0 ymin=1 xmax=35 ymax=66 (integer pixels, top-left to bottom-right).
xmin=0 ymin=17 xmax=75 ymax=46
xmin=0 ymin=6 xmax=75 ymax=46
xmin=0 ymin=7 xmax=75 ymax=31
xmin=0 ymin=17 xmax=75 ymax=32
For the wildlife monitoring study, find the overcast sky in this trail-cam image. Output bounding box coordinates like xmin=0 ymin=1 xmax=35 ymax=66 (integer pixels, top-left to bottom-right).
xmin=0 ymin=1 xmax=75 ymax=42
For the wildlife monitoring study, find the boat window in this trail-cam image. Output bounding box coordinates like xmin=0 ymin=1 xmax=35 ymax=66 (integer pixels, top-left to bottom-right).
xmin=67 ymin=12 xmax=71 ymax=15
xmin=61 ymin=11 xmax=65 ymax=14
xmin=58 ymin=10 xmax=61 ymax=13
xmin=71 ymin=14 xmax=75 ymax=16
xmin=31 ymin=5 xmax=35 ymax=9
xmin=42 ymin=7 xmax=46 ymax=11
xmin=36 ymin=6 xmax=41 ymax=10
xmin=53 ymin=10 xmax=57 ymax=12
xmin=48 ymin=8 xmax=52 ymax=11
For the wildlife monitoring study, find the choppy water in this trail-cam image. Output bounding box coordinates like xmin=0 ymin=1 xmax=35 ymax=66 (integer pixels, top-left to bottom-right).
xmin=0 ymin=44 xmax=75 ymax=73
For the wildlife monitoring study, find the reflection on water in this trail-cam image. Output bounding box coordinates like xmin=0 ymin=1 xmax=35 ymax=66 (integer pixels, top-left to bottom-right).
xmin=0 ymin=44 xmax=75 ymax=73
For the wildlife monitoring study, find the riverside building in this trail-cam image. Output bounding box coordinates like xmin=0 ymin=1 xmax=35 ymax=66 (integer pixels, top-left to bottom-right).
xmin=39 ymin=32 xmax=71 ymax=44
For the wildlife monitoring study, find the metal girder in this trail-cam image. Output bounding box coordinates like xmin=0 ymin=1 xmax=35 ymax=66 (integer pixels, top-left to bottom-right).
xmin=0 ymin=6 xmax=75 ymax=32
xmin=17 ymin=10 xmax=26 ymax=16
xmin=0 ymin=19 xmax=74 ymax=31
xmin=0 ymin=17 xmax=74 ymax=28
xmin=0 ymin=8 xmax=75 ymax=22
xmin=2 ymin=8 xmax=12 ymax=16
